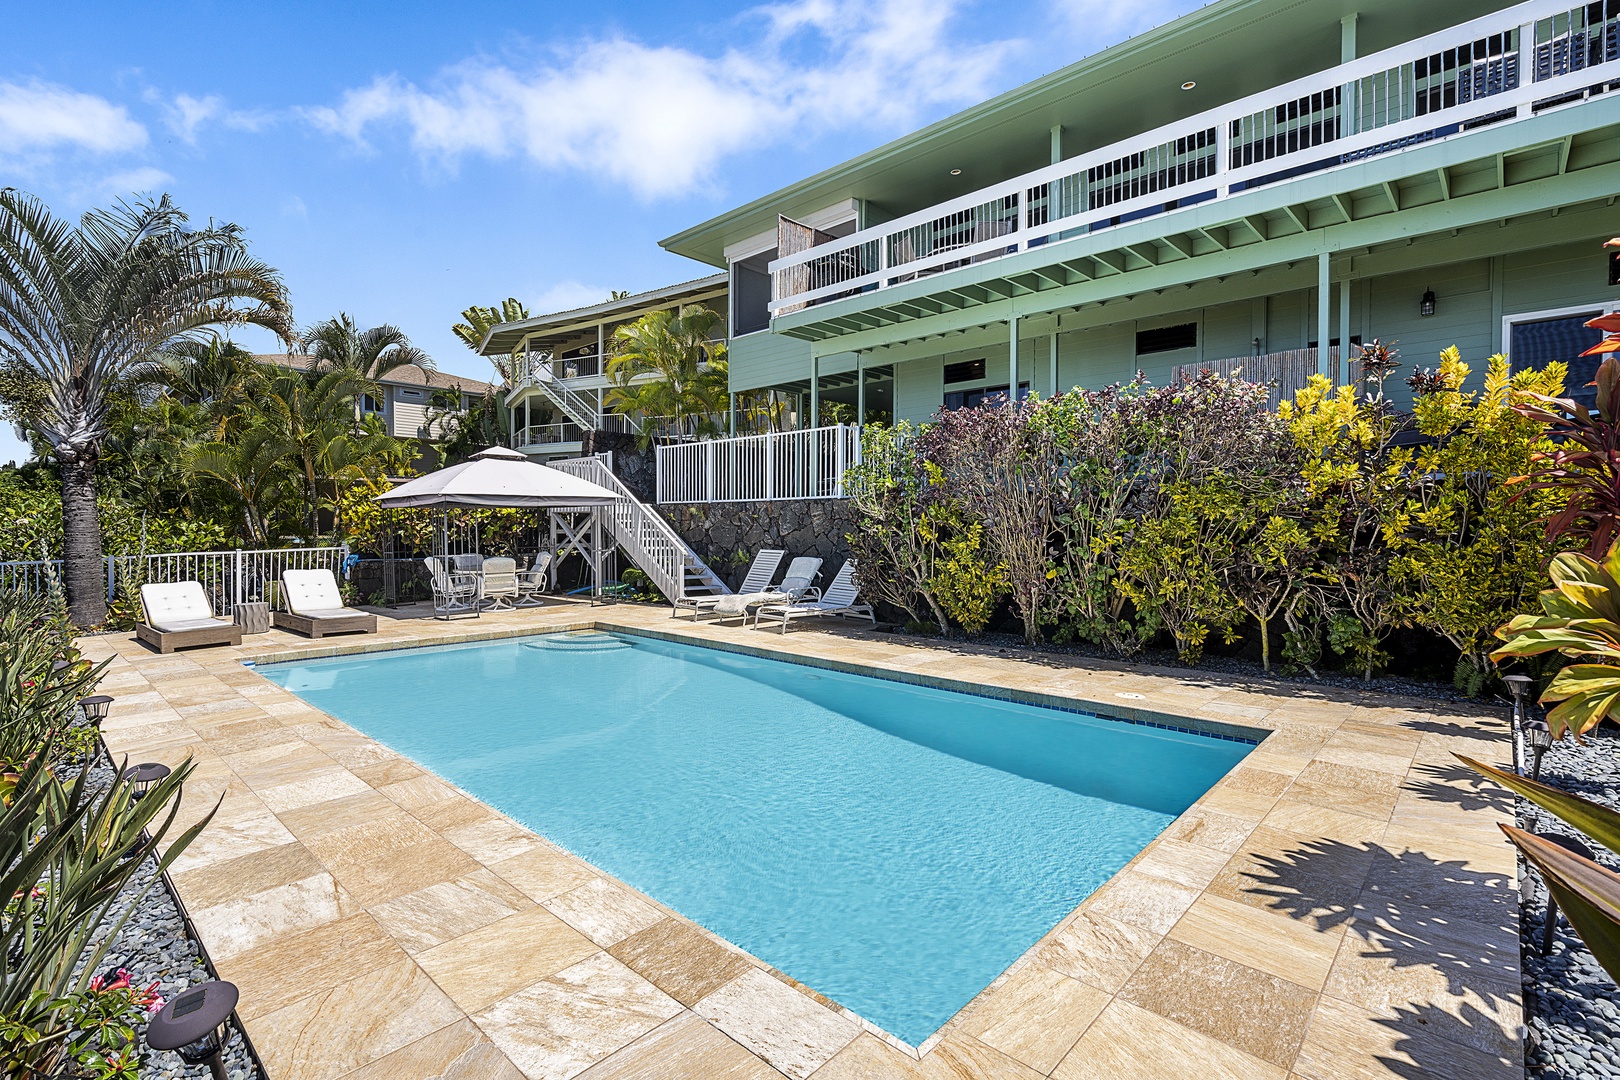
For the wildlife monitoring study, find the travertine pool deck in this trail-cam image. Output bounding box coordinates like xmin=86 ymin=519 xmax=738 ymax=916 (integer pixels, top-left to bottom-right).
xmin=80 ymin=602 xmax=1523 ymax=1080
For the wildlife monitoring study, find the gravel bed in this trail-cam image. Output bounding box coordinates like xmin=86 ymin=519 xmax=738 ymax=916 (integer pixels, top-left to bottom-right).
xmin=66 ymin=752 xmax=263 ymax=1080
xmin=1518 ymin=727 xmax=1620 ymax=1078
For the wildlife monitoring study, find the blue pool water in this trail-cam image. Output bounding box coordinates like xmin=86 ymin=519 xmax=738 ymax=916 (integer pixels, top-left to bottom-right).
xmin=261 ymin=631 xmax=1251 ymax=1044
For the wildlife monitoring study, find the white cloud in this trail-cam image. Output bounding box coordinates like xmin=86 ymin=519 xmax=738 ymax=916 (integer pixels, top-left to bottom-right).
xmin=0 ymin=80 xmax=146 ymax=157
xmin=97 ymin=166 xmax=173 ymax=196
xmin=307 ymin=0 xmax=1017 ymax=199
xmin=531 ymin=281 xmax=619 ymax=314
xmin=162 ymin=93 xmax=271 ymax=142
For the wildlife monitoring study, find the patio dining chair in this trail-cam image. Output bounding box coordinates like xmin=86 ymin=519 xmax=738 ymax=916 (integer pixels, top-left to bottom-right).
xmin=425 ymin=557 xmax=481 ymax=620
xmin=515 ymin=552 xmax=553 ymax=607
xmin=481 ymin=557 xmax=519 ymax=611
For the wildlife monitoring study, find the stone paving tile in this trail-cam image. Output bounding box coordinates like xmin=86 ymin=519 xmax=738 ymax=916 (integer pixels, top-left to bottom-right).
xmin=694 ymin=967 xmax=860 ymax=1080
xmin=607 ymin=917 xmax=753 ymax=1007
xmin=473 ymin=952 xmax=683 ymax=1080
xmin=417 ymin=906 xmax=600 ymax=1013
xmin=576 ymin=1012 xmax=784 ymax=1079
xmin=84 ymin=602 xmax=1523 ymax=1079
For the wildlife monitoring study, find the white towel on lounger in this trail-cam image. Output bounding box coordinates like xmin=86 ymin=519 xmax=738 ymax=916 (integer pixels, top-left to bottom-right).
xmin=711 ymin=591 xmax=785 ymax=616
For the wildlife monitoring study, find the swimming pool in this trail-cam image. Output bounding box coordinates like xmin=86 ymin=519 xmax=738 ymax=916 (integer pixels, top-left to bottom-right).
xmin=261 ymin=631 xmax=1252 ymax=1045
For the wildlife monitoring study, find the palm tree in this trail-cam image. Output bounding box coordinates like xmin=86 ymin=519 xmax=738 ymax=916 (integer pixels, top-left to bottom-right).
xmin=452 ymin=298 xmax=528 ymax=385
xmin=303 ymin=313 xmax=432 ymax=383
xmin=0 ymin=191 xmax=294 ymax=625
xmin=253 ymin=368 xmax=409 ymax=540
xmin=184 ymin=426 xmax=289 ymax=545
xmin=605 ymin=305 xmax=729 ymax=447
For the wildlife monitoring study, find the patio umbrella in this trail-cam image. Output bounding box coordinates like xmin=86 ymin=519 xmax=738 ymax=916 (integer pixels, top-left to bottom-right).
xmin=374 ymin=446 xmax=620 ymax=509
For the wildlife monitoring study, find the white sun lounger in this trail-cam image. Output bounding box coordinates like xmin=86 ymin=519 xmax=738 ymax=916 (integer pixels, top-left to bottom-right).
xmin=673 ymin=548 xmax=784 ymax=620
xmin=136 ymin=581 xmax=243 ymax=653
xmin=272 ymin=569 xmax=377 ymax=639
xmin=753 ymin=560 xmax=876 ymax=634
xmin=711 ymin=556 xmax=822 ymax=619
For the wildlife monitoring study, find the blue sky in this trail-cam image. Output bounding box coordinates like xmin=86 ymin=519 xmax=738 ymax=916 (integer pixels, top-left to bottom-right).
xmin=0 ymin=0 xmax=1199 ymax=466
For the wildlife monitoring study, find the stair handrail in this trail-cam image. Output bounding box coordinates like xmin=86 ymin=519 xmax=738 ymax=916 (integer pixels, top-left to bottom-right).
xmin=550 ymin=456 xmax=707 ymax=600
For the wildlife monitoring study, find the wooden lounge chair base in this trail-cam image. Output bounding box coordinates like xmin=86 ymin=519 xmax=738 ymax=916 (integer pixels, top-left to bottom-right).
xmin=135 ymin=621 xmax=242 ymax=654
xmin=272 ymin=610 xmax=378 ymax=639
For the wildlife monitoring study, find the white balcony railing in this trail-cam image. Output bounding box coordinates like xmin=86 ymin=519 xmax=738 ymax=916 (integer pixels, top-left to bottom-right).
xmin=515 ymin=422 xmax=586 ymax=447
xmin=656 ymin=424 xmax=862 ymax=504
xmin=770 ymin=0 xmax=1620 ymax=313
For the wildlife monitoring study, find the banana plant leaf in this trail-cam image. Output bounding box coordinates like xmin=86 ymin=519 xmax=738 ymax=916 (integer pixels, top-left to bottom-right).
xmin=1502 ymin=825 xmax=1620 ymax=983
xmin=1459 ymin=754 xmax=1620 ymax=853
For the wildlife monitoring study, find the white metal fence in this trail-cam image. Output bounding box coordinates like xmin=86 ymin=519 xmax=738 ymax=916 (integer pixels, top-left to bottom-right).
xmin=655 ymin=424 xmax=862 ymax=504
xmin=0 ymin=546 xmax=346 ymax=615
xmin=769 ymin=0 xmax=1617 ymax=312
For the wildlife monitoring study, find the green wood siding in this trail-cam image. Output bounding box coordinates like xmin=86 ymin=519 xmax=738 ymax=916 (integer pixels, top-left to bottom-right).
xmin=728 ymin=330 xmax=813 ymax=393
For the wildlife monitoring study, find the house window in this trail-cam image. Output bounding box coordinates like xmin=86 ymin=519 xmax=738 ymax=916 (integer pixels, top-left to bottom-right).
xmin=943 ymin=358 xmax=987 ymax=384
xmin=1136 ymin=323 xmax=1198 ymax=355
xmin=360 ymin=392 xmax=383 ymax=415
xmin=943 ymin=382 xmax=1029 ymax=410
xmin=1508 ymin=307 xmax=1606 ymax=409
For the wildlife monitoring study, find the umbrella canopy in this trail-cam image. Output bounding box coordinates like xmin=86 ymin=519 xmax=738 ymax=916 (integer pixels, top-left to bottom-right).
xmin=374 ymin=446 xmax=621 ymax=509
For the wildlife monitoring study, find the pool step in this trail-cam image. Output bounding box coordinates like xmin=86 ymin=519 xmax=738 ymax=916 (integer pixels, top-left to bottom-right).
xmin=524 ymin=631 xmax=633 ymax=653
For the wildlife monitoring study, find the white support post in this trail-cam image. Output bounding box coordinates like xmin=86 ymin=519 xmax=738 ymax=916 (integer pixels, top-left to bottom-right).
xmin=1009 ymin=316 xmax=1020 ymax=400
xmin=1339 ymin=278 xmax=1352 ymax=386
xmin=1049 ymin=334 xmax=1059 ymax=396
xmin=233 ymin=549 xmax=244 ymax=611
xmin=856 ymin=355 xmax=865 ymax=427
xmin=1317 ymin=252 xmax=1332 ymax=380
xmin=810 ymin=354 xmax=819 ymax=429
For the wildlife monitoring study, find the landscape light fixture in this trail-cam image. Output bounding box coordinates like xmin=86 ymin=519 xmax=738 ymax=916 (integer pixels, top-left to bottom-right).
xmin=145 ymin=980 xmax=238 ymax=1080
xmin=1181 ymin=81 xmax=1197 ymax=90
xmin=1420 ymin=288 xmax=1437 ymax=317
xmin=122 ymin=762 xmax=171 ymax=800
xmin=1526 ymin=717 xmax=1554 ymax=782
xmin=1503 ymin=674 xmax=1533 ymax=775
xmin=79 ymin=695 xmax=113 ymax=726
xmin=1538 ymin=833 xmax=1595 ymax=954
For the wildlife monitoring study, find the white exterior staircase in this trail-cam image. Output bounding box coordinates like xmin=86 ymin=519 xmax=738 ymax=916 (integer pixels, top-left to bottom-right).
xmin=515 ymin=352 xmax=639 ymax=434
xmin=549 ymin=455 xmax=725 ymax=602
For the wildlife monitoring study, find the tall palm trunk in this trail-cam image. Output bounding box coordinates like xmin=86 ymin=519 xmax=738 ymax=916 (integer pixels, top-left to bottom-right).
xmin=59 ymin=459 xmax=106 ymax=626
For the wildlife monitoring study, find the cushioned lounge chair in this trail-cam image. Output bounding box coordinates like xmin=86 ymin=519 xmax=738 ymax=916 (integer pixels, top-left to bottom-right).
xmin=673 ymin=548 xmax=784 ymax=621
xmin=136 ymin=582 xmax=243 ymax=654
xmin=753 ymin=560 xmax=876 ymax=634
xmin=272 ymin=569 xmax=378 ymax=638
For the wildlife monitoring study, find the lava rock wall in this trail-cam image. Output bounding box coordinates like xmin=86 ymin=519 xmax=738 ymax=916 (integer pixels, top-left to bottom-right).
xmin=658 ymin=500 xmax=858 ymax=591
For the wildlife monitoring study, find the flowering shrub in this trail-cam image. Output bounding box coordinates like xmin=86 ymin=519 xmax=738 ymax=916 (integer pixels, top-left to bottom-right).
xmin=849 ymin=344 xmax=1569 ymax=684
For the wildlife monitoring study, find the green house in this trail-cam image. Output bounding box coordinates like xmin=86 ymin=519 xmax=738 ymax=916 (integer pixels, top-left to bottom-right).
xmin=661 ymin=0 xmax=1620 ymax=425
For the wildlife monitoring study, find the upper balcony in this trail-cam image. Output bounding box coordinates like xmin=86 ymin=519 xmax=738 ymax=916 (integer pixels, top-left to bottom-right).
xmin=769 ymin=0 xmax=1620 ymax=326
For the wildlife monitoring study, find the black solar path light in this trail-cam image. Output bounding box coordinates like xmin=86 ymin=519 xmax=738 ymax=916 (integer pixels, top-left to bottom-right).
xmin=79 ymin=695 xmax=113 ymax=726
xmin=1525 ymin=717 xmax=1555 ymax=782
xmin=145 ymin=980 xmax=238 ymax=1080
xmin=121 ymin=762 xmax=171 ymax=800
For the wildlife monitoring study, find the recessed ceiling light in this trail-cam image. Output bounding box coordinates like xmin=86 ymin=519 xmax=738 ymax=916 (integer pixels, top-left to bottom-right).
xmin=949 ymin=168 xmax=962 ymax=175
xmin=1181 ymin=81 xmax=1197 ymax=90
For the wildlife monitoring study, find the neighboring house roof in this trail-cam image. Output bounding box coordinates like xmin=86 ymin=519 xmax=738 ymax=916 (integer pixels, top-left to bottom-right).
xmin=659 ymin=0 xmax=1506 ymax=266
xmin=478 ymin=273 xmax=728 ymax=356
xmin=254 ymin=354 xmax=495 ymax=397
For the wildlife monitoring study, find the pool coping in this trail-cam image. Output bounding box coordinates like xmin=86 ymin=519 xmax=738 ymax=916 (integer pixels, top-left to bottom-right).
xmin=81 ymin=602 xmax=1525 ymax=1080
